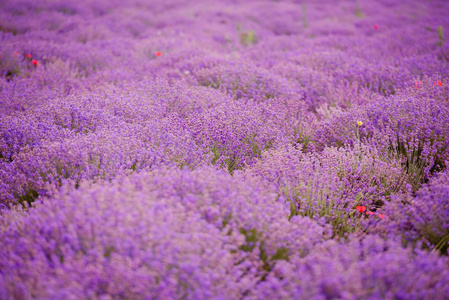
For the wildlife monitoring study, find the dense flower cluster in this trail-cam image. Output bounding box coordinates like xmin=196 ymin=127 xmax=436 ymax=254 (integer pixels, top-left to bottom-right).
xmin=252 ymin=235 xmax=449 ymax=299
xmin=1 ymin=0 xmax=449 ymax=298
xmin=314 ymin=75 xmax=449 ymax=188
xmin=0 ymin=167 xmax=326 ymax=298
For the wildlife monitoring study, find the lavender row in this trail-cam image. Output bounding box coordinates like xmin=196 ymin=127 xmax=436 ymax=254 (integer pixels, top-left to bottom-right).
xmin=1 ymin=167 xmax=448 ymax=298
xmin=1 ymin=0 xmax=449 ymax=298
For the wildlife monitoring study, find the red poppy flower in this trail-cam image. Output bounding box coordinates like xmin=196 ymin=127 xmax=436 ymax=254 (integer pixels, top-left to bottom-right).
xmin=373 ymin=25 xmax=378 ymax=30
xmin=32 ymin=59 xmax=39 ymax=66
xmin=155 ymin=51 xmax=162 ymax=57
xmin=379 ymin=214 xmax=385 ymax=219
xmin=356 ymin=206 xmax=366 ymax=213
xmin=437 ymin=81 xmax=443 ymax=86
xmin=26 ymin=53 xmax=32 ymax=59
xmin=366 ymin=211 xmax=375 ymax=215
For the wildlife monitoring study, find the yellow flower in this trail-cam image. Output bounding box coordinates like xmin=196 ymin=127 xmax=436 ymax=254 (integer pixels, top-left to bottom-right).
xmin=357 ymin=121 xmax=363 ymax=126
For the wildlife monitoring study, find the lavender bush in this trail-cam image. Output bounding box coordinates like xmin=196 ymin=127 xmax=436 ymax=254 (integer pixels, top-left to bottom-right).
xmin=1 ymin=0 xmax=449 ymax=298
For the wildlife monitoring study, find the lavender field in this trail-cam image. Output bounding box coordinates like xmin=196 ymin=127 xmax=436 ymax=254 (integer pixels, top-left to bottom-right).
xmin=1 ymin=0 xmax=449 ymax=298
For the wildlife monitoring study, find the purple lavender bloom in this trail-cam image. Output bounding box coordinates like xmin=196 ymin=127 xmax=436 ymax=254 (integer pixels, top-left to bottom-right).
xmin=1 ymin=0 xmax=449 ymax=297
